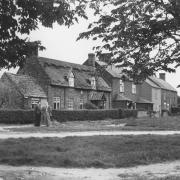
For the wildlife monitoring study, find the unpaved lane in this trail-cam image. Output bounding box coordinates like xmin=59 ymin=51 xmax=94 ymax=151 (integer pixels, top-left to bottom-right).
xmin=1 ymin=130 xmax=180 ymax=139
xmin=0 ymin=161 xmax=180 ymax=179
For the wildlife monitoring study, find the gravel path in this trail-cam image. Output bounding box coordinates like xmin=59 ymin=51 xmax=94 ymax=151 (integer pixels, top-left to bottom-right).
xmin=0 ymin=161 xmax=180 ymax=179
xmin=1 ymin=130 xmax=180 ymax=139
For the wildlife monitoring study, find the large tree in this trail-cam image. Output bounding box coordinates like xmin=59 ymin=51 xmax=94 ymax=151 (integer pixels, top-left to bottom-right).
xmin=78 ymin=0 xmax=180 ymax=82
xmin=0 ymin=0 xmax=87 ymax=69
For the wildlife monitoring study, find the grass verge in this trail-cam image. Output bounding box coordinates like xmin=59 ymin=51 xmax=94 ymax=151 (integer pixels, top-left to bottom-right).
xmin=5 ymin=116 xmax=180 ymax=133
xmin=1 ymin=135 xmax=180 ymax=168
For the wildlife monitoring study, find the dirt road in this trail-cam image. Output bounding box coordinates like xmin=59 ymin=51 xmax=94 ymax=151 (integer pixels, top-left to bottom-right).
xmin=0 ymin=161 xmax=180 ymax=180
xmin=1 ymin=130 xmax=180 ymax=139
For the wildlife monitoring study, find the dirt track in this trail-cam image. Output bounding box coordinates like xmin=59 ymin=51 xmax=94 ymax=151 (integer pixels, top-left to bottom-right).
xmin=0 ymin=161 xmax=180 ymax=180
xmin=1 ymin=130 xmax=180 ymax=139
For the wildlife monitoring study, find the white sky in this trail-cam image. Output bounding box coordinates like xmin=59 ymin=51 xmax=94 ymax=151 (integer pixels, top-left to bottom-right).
xmin=0 ymin=13 xmax=180 ymax=95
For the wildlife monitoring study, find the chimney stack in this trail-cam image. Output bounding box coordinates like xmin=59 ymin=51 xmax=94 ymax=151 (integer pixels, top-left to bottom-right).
xmin=159 ymin=73 xmax=166 ymax=81
xmin=86 ymin=53 xmax=95 ymax=68
xmin=27 ymin=43 xmax=38 ymax=57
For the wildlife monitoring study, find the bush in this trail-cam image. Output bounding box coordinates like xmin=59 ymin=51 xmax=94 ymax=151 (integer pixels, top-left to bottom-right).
xmin=171 ymin=107 xmax=180 ymax=114
xmin=83 ymin=101 xmax=98 ymax=109
xmin=0 ymin=109 xmax=34 ymax=124
xmin=119 ymin=109 xmax=138 ymax=119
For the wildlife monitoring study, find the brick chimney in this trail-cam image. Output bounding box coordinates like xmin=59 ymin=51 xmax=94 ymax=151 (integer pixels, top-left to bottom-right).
xmin=159 ymin=73 xmax=166 ymax=81
xmin=27 ymin=43 xmax=38 ymax=57
xmin=86 ymin=53 xmax=95 ymax=68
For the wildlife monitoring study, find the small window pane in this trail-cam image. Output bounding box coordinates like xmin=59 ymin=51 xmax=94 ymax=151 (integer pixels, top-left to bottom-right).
xmin=53 ymin=97 xmax=60 ymax=110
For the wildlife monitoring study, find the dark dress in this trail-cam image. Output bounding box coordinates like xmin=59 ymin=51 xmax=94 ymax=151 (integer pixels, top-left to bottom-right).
xmin=34 ymin=104 xmax=41 ymax=126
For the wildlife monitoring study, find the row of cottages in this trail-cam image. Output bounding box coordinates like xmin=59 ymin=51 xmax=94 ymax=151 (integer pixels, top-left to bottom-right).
xmin=1 ymin=54 xmax=111 ymax=110
xmin=93 ymin=54 xmax=177 ymax=113
xmin=0 ymin=53 xmax=177 ymax=112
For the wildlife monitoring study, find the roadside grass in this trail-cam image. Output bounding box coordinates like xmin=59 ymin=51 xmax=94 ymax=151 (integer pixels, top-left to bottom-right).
xmin=4 ymin=115 xmax=180 ymax=133
xmin=1 ymin=135 xmax=180 ymax=168
xmin=125 ymin=115 xmax=180 ymax=130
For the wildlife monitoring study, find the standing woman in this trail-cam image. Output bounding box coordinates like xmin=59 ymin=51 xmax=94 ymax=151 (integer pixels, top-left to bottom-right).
xmin=45 ymin=102 xmax=51 ymax=127
xmin=34 ymin=101 xmax=41 ymax=126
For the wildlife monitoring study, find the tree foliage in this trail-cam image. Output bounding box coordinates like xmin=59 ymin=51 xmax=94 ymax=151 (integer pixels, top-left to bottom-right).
xmin=0 ymin=0 xmax=87 ymax=69
xmin=78 ymin=0 xmax=180 ymax=82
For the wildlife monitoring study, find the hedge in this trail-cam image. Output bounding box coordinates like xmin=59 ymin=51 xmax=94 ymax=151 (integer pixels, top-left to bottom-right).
xmin=119 ymin=109 xmax=138 ymax=119
xmin=171 ymin=107 xmax=180 ymax=114
xmin=0 ymin=109 xmax=34 ymax=124
xmin=52 ymin=109 xmax=120 ymax=122
xmin=0 ymin=109 xmax=138 ymax=124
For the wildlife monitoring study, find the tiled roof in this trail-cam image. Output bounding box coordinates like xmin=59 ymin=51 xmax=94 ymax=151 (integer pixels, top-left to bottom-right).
xmin=113 ymin=94 xmax=133 ymax=101
xmin=149 ymin=76 xmax=177 ymax=92
xmin=38 ymin=57 xmax=111 ymax=92
xmin=89 ymin=92 xmax=106 ymax=101
xmin=5 ymin=73 xmax=47 ymax=98
xmin=96 ymin=60 xmax=123 ymax=78
xmin=145 ymin=78 xmax=160 ymax=89
xmin=136 ymin=97 xmax=153 ymax=104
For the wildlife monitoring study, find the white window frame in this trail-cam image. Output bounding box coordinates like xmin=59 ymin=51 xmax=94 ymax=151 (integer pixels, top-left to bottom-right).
xmin=79 ymin=98 xmax=84 ymax=109
xmin=132 ymin=83 xmax=136 ymax=94
xmin=91 ymin=77 xmax=96 ymax=89
xmin=119 ymin=80 xmax=124 ymax=93
xmin=69 ymin=72 xmax=74 ymax=87
xmin=67 ymin=98 xmax=74 ymax=110
xmin=53 ymin=97 xmax=60 ymax=110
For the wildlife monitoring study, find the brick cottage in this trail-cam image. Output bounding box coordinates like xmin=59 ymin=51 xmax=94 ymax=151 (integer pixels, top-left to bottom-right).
xmin=1 ymin=54 xmax=111 ymax=110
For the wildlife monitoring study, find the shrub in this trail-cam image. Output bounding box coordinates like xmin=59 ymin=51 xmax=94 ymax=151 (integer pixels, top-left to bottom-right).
xmin=83 ymin=101 xmax=98 ymax=109
xmin=0 ymin=109 xmax=34 ymax=124
xmin=171 ymin=107 xmax=180 ymax=114
xmin=119 ymin=109 xmax=138 ymax=119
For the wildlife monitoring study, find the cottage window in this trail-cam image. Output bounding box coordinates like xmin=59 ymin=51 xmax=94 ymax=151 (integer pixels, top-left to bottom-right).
xmin=69 ymin=72 xmax=74 ymax=87
xmin=80 ymin=98 xmax=84 ymax=109
xmin=67 ymin=98 xmax=74 ymax=110
xmin=119 ymin=80 xmax=124 ymax=93
xmin=31 ymin=98 xmax=40 ymax=109
xmin=91 ymin=77 xmax=96 ymax=89
xmin=53 ymin=97 xmax=60 ymax=110
xmin=164 ymin=102 xmax=167 ymax=108
xmin=132 ymin=83 xmax=136 ymax=94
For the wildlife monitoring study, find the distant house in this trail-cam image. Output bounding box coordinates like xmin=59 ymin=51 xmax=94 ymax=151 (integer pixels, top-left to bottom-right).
xmin=11 ymin=54 xmax=111 ymax=110
xmin=94 ymin=55 xmax=177 ymax=112
xmin=140 ymin=78 xmax=161 ymax=113
xmin=1 ymin=73 xmax=47 ymax=109
xmin=148 ymin=74 xmax=177 ymax=111
xmin=95 ymin=60 xmax=153 ymax=111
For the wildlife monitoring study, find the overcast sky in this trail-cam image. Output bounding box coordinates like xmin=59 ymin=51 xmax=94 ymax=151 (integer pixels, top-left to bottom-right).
xmin=0 ymin=13 xmax=180 ymax=95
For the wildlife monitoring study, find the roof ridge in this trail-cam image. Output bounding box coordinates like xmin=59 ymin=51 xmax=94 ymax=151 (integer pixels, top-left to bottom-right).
xmin=4 ymin=73 xmax=25 ymax=97
xmin=38 ymin=56 xmax=94 ymax=71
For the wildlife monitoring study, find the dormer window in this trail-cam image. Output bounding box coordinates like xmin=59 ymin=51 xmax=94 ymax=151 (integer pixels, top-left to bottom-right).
xmin=132 ymin=83 xmax=136 ymax=94
xmin=69 ymin=72 xmax=74 ymax=87
xmin=119 ymin=80 xmax=124 ymax=93
xmin=91 ymin=77 xmax=96 ymax=89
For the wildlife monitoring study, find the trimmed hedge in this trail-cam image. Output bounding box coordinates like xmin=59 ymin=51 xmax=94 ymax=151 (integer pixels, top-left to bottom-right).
xmin=0 ymin=108 xmax=138 ymax=124
xmin=119 ymin=109 xmax=138 ymax=119
xmin=0 ymin=109 xmax=34 ymax=124
xmin=52 ymin=109 xmax=120 ymax=122
xmin=171 ymin=107 xmax=180 ymax=114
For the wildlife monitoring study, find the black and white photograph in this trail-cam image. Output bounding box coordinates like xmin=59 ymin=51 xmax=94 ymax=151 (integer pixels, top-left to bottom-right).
xmin=0 ymin=0 xmax=180 ymax=179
